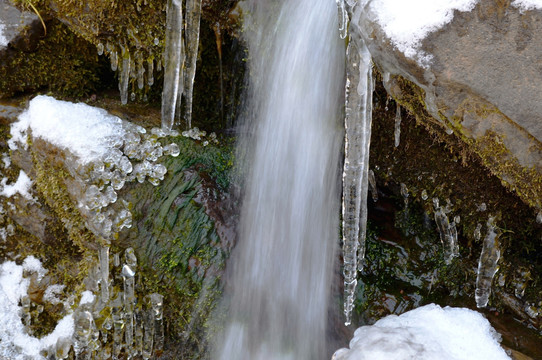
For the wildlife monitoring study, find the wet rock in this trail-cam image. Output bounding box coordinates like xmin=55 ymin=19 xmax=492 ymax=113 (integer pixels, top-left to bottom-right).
xmin=0 ymin=1 xmax=107 ymax=99
xmin=356 ymin=0 xmax=542 ymax=209
xmin=0 ymin=0 xmax=40 ymax=51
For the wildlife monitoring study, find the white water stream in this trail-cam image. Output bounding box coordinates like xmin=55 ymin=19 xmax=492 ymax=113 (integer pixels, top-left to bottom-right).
xmin=213 ymin=0 xmax=344 ymax=358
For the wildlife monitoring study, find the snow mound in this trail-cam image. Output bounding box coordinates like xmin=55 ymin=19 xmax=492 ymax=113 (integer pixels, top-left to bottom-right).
xmin=9 ymin=95 xmax=126 ymax=164
xmin=332 ymin=304 xmax=510 ymax=360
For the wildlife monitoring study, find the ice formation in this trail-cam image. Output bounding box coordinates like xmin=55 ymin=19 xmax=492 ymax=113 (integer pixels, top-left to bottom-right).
xmin=340 ymin=0 xmax=375 ymax=326
xmin=342 ymin=37 xmax=373 ymax=325
xmin=184 ymin=0 xmax=203 ymax=129
xmin=9 ymin=95 xmax=180 ymax=240
xmin=433 ymin=198 xmax=459 ymax=264
xmin=332 ymin=304 xmax=511 ymax=360
xmin=161 ymin=0 xmax=185 ymax=131
xmin=119 ymin=46 xmax=131 ymax=105
xmin=367 ymin=0 xmax=479 ymax=65
xmin=336 ymin=0 xmax=349 ymax=39
xmin=73 ymin=248 xmax=163 ymax=359
xmin=0 ymin=257 xmax=75 ymax=359
xmin=394 ymin=103 xmax=401 ymax=148
xmin=475 ymin=216 xmax=501 ymax=308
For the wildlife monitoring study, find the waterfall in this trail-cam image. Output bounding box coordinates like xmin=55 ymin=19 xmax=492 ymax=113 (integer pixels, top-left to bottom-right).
xmin=213 ymin=0 xmax=344 ymax=358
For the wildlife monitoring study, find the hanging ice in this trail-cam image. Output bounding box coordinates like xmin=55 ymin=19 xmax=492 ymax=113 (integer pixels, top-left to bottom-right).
xmin=119 ymin=46 xmax=131 ymax=105
xmin=161 ymin=0 xmax=184 ymax=131
xmin=183 ymin=0 xmax=202 ymax=129
xmin=433 ymin=198 xmax=459 ymax=264
xmin=394 ymin=103 xmax=401 ymax=148
xmin=368 ymin=169 xmax=378 ymax=202
xmin=342 ymin=34 xmax=373 ymax=326
xmin=336 ymin=0 xmax=349 ymax=39
xmin=98 ymin=246 xmax=109 ymax=305
xmin=475 ymin=216 xmax=501 ymax=308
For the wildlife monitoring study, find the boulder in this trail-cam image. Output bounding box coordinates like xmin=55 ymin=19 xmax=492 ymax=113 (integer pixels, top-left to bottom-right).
xmin=354 ymin=0 xmax=542 ymax=209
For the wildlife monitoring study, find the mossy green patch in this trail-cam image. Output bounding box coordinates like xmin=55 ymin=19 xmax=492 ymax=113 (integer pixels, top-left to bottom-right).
xmin=0 ymin=19 xmax=110 ymax=99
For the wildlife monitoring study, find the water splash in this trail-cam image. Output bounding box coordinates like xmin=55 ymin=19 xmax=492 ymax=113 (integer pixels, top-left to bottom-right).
xmin=214 ymin=0 xmax=344 ymax=358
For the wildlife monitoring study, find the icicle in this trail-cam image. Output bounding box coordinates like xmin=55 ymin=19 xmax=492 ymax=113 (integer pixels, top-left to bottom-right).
xmin=147 ymin=58 xmax=154 ymax=86
xmin=475 ymin=216 xmax=501 ymax=308
xmin=134 ymin=310 xmax=144 ymax=355
xmin=342 ymin=36 xmax=373 ymax=326
xmin=433 ymin=198 xmax=459 ymax=264
xmin=73 ymin=309 xmax=94 ymax=359
xmin=137 ymin=52 xmax=145 ymax=90
xmin=394 ymin=103 xmax=401 ymax=148
xmin=474 ymin=223 xmax=482 ymax=241
xmin=111 ymin=50 xmax=118 ymax=72
xmin=368 ymin=169 xmax=378 ymax=202
xmin=97 ymin=42 xmax=104 ymax=56
xmin=161 ymin=0 xmax=184 ymax=131
xmin=119 ymin=46 xmax=131 ymax=105
xmin=150 ymin=293 xmax=164 ymax=353
xmin=122 ymin=248 xmax=137 ymax=355
xmin=213 ymin=22 xmax=224 ymax=126
xmin=336 ymin=0 xmax=348 ymax=39
xmin=184 ymin=0 xmax=203 ymax=129
xmin=111 ymin=294 xmax=124 ymax=359
xmin=55 ymin=337 xmax=72 ymax=359
xmin=98 ymin=246 xmax=110 ymax=305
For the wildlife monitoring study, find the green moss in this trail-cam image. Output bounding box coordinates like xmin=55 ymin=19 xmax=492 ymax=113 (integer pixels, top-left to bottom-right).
xmin=0 ymin=19 xmax=109 ymax=99
xmin=388 ymin=73 xmax=542 ymax=210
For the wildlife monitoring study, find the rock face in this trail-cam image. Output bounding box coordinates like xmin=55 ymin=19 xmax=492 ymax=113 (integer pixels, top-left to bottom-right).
xmin=0 ymin=99 xmax=234 ymax=358
xmin=356 ymin=0 xmax=542 ymax=209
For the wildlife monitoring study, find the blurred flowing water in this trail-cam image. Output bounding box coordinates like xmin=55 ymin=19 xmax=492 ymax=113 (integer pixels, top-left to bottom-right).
xmin=213 ymin=0 xmax=344 ymax=359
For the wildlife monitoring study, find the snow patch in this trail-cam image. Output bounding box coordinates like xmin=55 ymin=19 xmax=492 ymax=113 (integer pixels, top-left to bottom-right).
xmin=0 ymin=170 xmax=33 ymax=200
xmin=10 ymin=95 xmax=126 ymax=164
xmin=0 ymin=258 xmax=74 ymax=359
xmin=511 ymin=0 xmax=542 ymax=11
xmin=368 ymin=0 xmax=479 ymax=65
xmin=332 ymin=304 xmax=510 ymax=360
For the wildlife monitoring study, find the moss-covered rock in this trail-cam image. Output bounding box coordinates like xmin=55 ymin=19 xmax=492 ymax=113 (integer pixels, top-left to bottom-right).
xmin=356 ymin=0 xmax=542 ymax=210
xmin=0 ymin=99 xmax=235 ymax=357
xmin=0 ymin=16 xmax=110 ymax=99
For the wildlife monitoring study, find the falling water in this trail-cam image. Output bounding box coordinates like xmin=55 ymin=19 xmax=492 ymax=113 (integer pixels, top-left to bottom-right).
xmin=213 ymin=0 xmax=344 ymax=358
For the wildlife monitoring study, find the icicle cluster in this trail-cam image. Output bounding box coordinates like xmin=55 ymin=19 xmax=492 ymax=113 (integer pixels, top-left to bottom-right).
xmin=475 ymin=216 xmax=501 ymax=308
xmin=100 ymin=40 xmax=157 ymax=106
xmin=64 ymin=248 xmax=164 ymax=359
xmin=432 ymin=198 xmax=459 ymax=265
xmin=341 ymin=34 xmax=373 ymax=326
xmin=94 ymin=0 xmax=203 ymax=130
xmin=77 ymin=123 xmax=180 ymax=240
xmin=161 ymin=0 xmax=203 ymax=131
